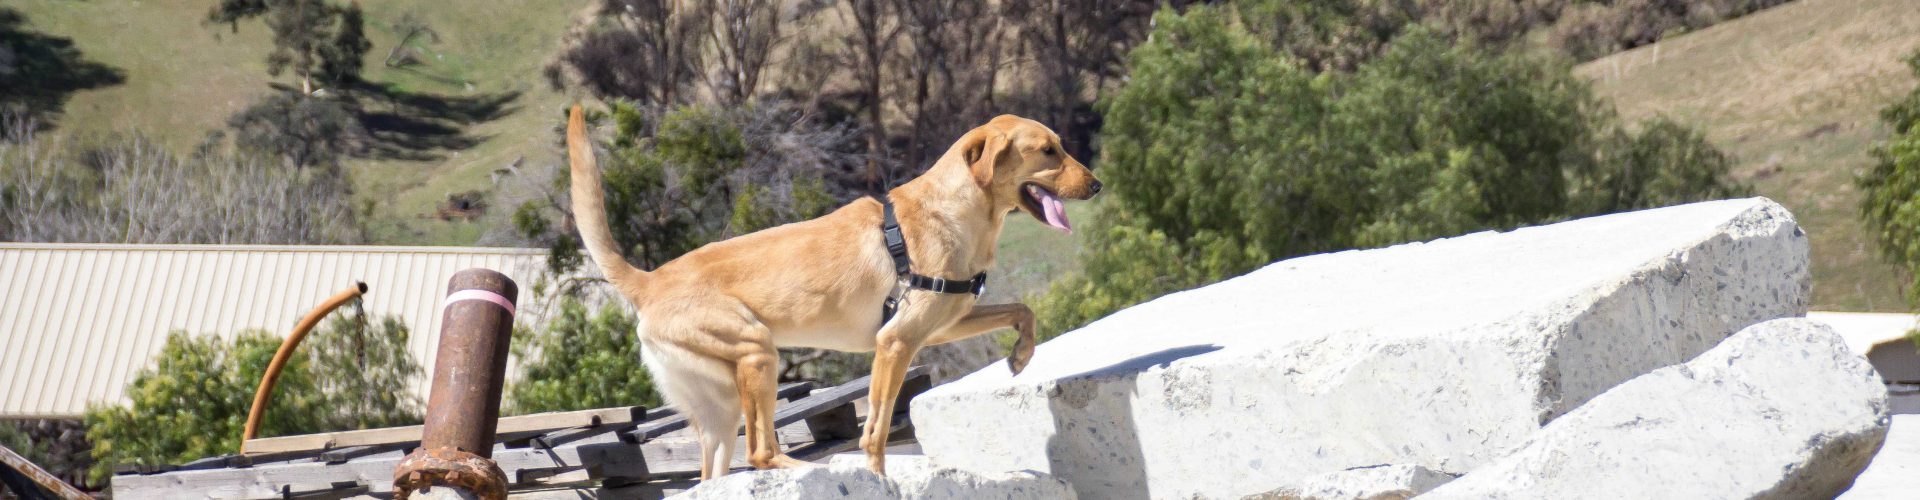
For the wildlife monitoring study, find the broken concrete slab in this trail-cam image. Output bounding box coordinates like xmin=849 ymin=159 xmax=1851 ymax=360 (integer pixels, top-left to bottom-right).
xmin=913 ymin=198 xmax=1809 ymax=499
xmin=1423 ymin=318 xmax=1888 ymax=499
xmin=1839 ymin=414 xmax=1920 ymax=499
xmin=673 ymin=455 xmax=1074 ymax=500
xmin=1240 ymin=463 xmax=1456 ymax=500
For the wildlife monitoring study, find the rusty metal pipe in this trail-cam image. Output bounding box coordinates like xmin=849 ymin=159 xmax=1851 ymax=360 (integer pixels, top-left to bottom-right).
xmin=394 ymin=268 xmax=518 ymax=500
xmin=240 ymin=281 xmax=367 ymax=452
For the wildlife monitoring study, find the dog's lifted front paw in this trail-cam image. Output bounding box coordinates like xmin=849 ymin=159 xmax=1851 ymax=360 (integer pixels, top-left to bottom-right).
xmin=1007 ymin=332 xmax=1036 ymax=375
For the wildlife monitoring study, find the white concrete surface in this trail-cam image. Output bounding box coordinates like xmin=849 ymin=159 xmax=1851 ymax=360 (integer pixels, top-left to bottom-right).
xmin=1242 ymin=464 xmax=1456 ymax=500
xmin=912 ymin=198 xmax=1809 ymax=499
xmin=1808 ymin=311 xmax=1920 ymax=415
xmin=1839 ymin=414 xmax=1920 ymax=499
xmin=1423 ymin=318 xmax=1889 ymax=499
xmin=673 ymin=455 xmax=1073 ymax=499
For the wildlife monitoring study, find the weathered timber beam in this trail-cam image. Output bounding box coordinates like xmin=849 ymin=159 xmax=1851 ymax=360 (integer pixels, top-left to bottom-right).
xmin=241 ymin=406 xmax=647 ymax=455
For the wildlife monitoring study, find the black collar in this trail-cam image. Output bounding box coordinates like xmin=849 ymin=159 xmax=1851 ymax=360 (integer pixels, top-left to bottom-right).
xmin=880 ymin=196 xmax=986 ymax=324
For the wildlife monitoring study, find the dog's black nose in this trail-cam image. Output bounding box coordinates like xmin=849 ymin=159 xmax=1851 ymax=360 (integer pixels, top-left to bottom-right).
xmin=1089 ymin=179 xmax=1103 ymax=196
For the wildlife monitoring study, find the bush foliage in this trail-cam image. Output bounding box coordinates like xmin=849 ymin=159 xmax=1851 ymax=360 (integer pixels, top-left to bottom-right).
xmin=1859 ymin=50 xmax=1920 ymax=306
xmin=1031 ymin=6 xmax=1744 ymax=339
xmin=508 ymin=299 xmax=661 ymax=413
xmin=82 ymin=311 xmax=419 ymax=482
xmin=513 ymin=100 xmax=859 ymax=273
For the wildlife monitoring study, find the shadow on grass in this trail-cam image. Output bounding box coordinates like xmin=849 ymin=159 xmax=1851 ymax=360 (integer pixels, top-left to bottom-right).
xmin=0 ymin=7 xmax=126 ymax=128
xmin=330 ymin=81 xmax=521 ymax=162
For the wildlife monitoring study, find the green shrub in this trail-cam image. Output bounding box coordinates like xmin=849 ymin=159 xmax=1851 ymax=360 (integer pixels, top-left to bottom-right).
xmin=1860 ymin=51 xmax=1920 ymax=306
xmin=83 ymin=311 xmax=419 ymax=483
xmin=508 ymin=299 xmax=661 ymax=413
xmin=1032 ymin=6 xmax=1745 ymax=340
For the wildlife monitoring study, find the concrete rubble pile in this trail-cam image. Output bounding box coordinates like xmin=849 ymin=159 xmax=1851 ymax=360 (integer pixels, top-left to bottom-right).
xmin=682 ymin=198 xmax=1896 ymax=499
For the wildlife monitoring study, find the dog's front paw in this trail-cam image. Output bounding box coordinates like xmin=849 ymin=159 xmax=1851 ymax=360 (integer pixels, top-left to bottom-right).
xmin=1007 ymin=333 xmax=1035 ymax=375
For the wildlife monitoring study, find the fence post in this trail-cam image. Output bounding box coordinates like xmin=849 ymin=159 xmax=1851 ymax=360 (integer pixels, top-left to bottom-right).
xmin=392 ymin=269 xmax=518 ymax=500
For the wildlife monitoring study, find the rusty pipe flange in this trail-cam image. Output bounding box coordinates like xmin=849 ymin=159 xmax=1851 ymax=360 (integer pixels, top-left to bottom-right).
xmin=392 ymin=447 xmax=509 ymax=500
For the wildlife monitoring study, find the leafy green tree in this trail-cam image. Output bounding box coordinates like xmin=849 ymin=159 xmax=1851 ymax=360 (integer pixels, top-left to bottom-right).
xmin=317 ymin=2 xmax=371 ymax=87
xmin=83 ymin=312 xmax=420 ymax=483
xmin=84 ymin=331 xmax=313 ymax=483
xmin=1330 ymin=27 xmax=1597 ymax=246
xmin=1233 ymin=0 xmax=1418 ymax=72
xmin=1034 ymin=7 xmax=1745 ymax=339
xmin=306 ymin=313 xmax=421 ymax=431
xmin=208 ymin=0 xmax=372 ymax=92
xmin=1573 ymin=116 xmax=1745 ymax=215
xmin=208 ymin=0 xmax=270 ymax=32
xmin=514 ymin=100 xmax=858 ymax=273
xmin=509 ymin=299 xmax=661 ymax=413
xmin=1860 ymin=50 xmax=1920 ymax=306
xmin=225 ymin=91 xmax=367 ymax=170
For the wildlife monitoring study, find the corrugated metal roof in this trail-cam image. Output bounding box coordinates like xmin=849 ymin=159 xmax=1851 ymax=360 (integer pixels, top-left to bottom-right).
xmin=0 ymin=243 xmax=568 ymax=418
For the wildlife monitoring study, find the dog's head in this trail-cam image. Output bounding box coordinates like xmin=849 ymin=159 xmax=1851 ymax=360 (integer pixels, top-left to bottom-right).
xmin=956 ymin=114 xmax=1101 ymax=233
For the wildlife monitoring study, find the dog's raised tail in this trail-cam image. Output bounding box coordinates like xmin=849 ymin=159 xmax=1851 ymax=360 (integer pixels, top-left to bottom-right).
xmin=567 ymin=104 xmax=645 ymax=286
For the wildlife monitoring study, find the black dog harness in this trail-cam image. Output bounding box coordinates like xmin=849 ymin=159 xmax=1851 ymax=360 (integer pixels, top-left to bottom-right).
xmin=880 ymin=196 xmax=986 ymax=324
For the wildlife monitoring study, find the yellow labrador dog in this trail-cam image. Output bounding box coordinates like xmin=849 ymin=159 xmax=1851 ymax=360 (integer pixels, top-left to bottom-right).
xmin=565 ymin=106 xmax=1099 ymax=478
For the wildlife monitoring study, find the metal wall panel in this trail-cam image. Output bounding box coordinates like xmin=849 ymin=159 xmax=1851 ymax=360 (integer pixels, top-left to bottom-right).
xmin=0 ymin=244 xmax=573 ymax=418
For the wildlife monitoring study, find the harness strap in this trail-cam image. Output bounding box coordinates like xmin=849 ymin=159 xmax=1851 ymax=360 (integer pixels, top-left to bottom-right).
xmin=882 ymin=200 xmax=912 ymax=275
xmin=879 ymin=196 xmax=987 ymax=325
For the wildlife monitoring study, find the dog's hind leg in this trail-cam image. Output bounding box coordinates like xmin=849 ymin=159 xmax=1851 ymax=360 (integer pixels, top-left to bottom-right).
xmin=682 ymin=373 xmax=741 ymax=479
xmin=700 ymin=405 xmax=739 ymax=478
xmin=640 ymin=336 xmax=740 ymax=479
xmin=735 ymin=344 xmax=809 ymax=469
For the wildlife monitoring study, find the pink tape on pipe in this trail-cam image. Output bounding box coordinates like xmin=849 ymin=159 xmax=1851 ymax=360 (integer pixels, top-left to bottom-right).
xmin=442 ymin=289 xmax=516 ymax=316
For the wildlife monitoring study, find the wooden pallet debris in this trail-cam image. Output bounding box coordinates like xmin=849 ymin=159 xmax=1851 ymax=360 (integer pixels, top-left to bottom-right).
xmin=111 ymin=367 xmax=930 ymax=499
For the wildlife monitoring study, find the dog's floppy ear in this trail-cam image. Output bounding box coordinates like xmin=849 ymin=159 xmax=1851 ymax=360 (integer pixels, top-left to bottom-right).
xmin=964 ymin=129 xmax=1011 ymax=189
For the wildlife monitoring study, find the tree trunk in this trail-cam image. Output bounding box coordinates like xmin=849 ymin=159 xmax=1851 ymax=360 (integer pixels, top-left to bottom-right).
xmin=1048 ymin=0 xmax=1079 ymax=157
xmin=852 ymin=0 xmax=889 ymax=193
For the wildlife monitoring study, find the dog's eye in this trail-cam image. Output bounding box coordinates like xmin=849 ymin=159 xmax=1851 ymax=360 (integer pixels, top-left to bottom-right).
xmin=1041 ymin=146 xmax=1056 ymax=156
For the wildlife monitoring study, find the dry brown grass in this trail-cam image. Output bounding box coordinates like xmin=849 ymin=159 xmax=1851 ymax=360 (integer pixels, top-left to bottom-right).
xmin=1576 ymin=0 xmax=1920 ymax=311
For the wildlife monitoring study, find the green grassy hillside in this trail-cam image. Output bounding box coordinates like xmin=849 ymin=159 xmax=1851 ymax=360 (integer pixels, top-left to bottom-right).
xmin=21 ymin=0 xmax=1905 ymax=311
xmin=1576 ymin=0 xmax=1920 ymax=311
xmin=13 ymin=0 xmax=591 ymax=244
xmin=10 ymin=0 xmax=1097 ymax=303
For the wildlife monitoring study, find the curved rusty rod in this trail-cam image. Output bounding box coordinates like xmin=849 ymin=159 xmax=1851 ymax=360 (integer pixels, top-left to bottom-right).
xmin=240 ymin=281 xmax=368 ymax=453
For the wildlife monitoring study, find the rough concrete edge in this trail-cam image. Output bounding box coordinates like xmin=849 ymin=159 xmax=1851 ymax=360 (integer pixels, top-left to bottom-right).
xmin=1468 ymin=198 xmax=1800 ymax=426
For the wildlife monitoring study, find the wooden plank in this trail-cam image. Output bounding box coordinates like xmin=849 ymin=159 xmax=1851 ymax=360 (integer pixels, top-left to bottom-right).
xmin=112 ymin=416 xmax=826 ymax=498
xmin=804 ymin=402 xmax=860 ymax=442
xmin=241 ymin=406 xmax=646 ymax=455
xmin=284 ymin=482 xmax=368 ymax=499
xmin=118 ymin=373 xmax=914 ymax=497
xmin=627 ymin=381 xmax=814 ymax=442
xmin=319 ymin=445 xmax=405 ymax=464
xmin=786 ymin=414 xmax=914 ymax=463
xmin=622 ymin=416 xmax=832 ymax=482
xmin=770 ymin=366 xmax=924 ymax=428
xmin=1 ymin=442 xmax=89 ymax=500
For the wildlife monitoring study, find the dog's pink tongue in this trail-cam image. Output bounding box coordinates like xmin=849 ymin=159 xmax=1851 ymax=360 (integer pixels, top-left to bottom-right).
xmin=1039 ymin=190 xmax=1071 ymax=233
